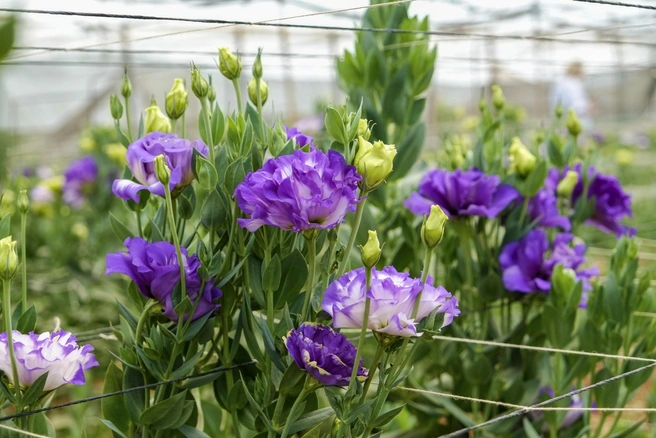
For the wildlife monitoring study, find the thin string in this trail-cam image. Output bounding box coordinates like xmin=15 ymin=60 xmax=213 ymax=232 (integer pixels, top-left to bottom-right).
xmin=0 ymin=423 xmax=49 ymax=438
xmin=0 ymin=360 xmax=256 ymax=423
xmin=431 ymin=335 xmax=656 ymax=363
xmin=571 ymin=0 xmax=656 ymax=10
xmin=439 ymin=361 xmax=656 ymax=437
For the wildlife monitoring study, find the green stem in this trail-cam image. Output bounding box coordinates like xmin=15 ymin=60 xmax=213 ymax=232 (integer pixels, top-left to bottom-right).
xmin=135 ymin=300 xmax=158 ymax=346
xmin=232 ymin=78 xmax=243 ymax=115
xmin=20 ymin=212 xmax=27 ymax=312
xmin=3 ymin=280 xmax=20 ymax=403
xmin=301 ymin=236 xmax=317 ymax=321
xmin=518 ymin=196 xmax=529 ymax=227
xmin=171 ymin=118 xmax=178 ymax=135
xmin=337 ymin=191 xmax=368 ymax=278
xmin=255 ymin=78 xmax=266 ymax=139
xmin=360 ymin=342 xmax=384 ymax=403
xmin=200 ymin=97 xmax=215 ymax=164
xmin=136 ymin=209 xmax=143 ymax=238
xmin=272 ymin=392 xmax=287 ymax=429
xmin=163 ymin=184 xmax=187 ymax=303
xmin=350 ymin=268 xmax=372 ymax=384
xmin=181 ymin=111 xmax=186 ymax=139
xmin=280 ymin=386 xmax=311 ymax=438
xmin=605 ymin=392 xmax=630 ymax=436
xmin=592 ymin=412 xmax=609 ymax=438
xmin=124 ymin=96 xmax=133 ymax=142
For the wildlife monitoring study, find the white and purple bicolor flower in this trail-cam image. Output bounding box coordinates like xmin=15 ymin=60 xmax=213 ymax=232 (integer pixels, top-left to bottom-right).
xmin=0 ymin=330 xmax=99 ymax=390
xmin=112 ymin=132 xmax=208 ymax=203
xmin=322 ymin=266 xmax=460 ymax=338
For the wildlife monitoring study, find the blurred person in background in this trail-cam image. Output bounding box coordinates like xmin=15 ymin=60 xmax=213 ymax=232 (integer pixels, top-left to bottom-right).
xmin=550 ymin=61 xmax=594 ymax=130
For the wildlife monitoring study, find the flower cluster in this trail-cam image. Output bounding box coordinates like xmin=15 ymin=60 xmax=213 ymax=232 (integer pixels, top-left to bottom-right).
xmin=284 ymin=324 xmax=367 ymax=386
xmin=0 ymin=330 xmax=99 ymax=390
xmin=235 ymin=148 xmax=361 ymax=232
xmin=405 ymin=168 xmax=518 ymax=218
xmin=112 ymin=132 xmax=208 ymax=203
xmin=500 ymin=229 xmax=599 ymax=306
xmin=106 ymin=237 xmax=222 ymax=321
xmin=63 ymin=156 xmax=98 ymax=208
xmin=323 ymin=266 xmax=459 ymax=337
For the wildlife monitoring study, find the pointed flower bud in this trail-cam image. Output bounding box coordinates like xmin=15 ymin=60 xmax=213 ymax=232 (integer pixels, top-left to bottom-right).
xmin=17 ymin=190 xmax=29 ymax=214
xmin=353 ymin=137 xmax=396 ymax=192
xmin=557 ymin=170 xmax=579 ymax=198
xmin=165 ymin=78 xmax=188 ymax=120
xmin=555 ymin=103 xmax=563 ymax=119
xmin=109 ymin=94 xmax=123 ymax=120
xmin=248 ymin=78 xmax=268 ymax=106
xmin=121 ymin=69 xmax=132 ymax=98
xmin=566 ymin=109 xmax=582 ymax=137
xmin=509 ymin=137 xmax=536 ymax=177
xmin=145 ymin=105 xmax=171 ymax=134
xmin=360 ymin=230 xmax=381 ymax=269
xmin=252 ymin=48 xmax=263 ymax=79
xmin=207 ymin=81 xmax=216 ymax=104
xmin=491 ymin=85 xmax=505 ymax=110
xmin=191 ymin=67 xmax=209 ymax=99
xmin=154 ymin=155 xmax=171 ymax=186
xmin=218 ymin=47 xmax=242 ymax=80
xmin=357 ymin=119 xmax=371 ymax=141
xmin=0 ymin=236 xmax=18 ymax=281
xmin=421 ymin=205 xmax=448 ymax=249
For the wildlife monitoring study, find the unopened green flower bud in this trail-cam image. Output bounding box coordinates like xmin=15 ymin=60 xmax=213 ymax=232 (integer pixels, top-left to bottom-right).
xmin=154 ymin=155 xmax=171 ymax=186
xmin=555 ymin=103 xmax=563 ymax=119
xmin=109 ymin=94 xmax=123 ymax=120
xmin=145 ymin=105 xmax=171 ymax=134
xmin=354 ymin=137 xmax=396 ymax=192
xmin=557 ymin=170 xmax=579 ymax=198
xmin=357 ymin=119 xmax=371 ymax=141
xmin=491 ymin=85 xmax=504 ymax=110
xmin=566 ymin=109 xmax=582 ymax=137
xmin=421 ymin=205 xmax=448 ymax=249
xmin=191 ymin=68 xmax=209 ymax=99
xmin=535 ymin=130 xmax=545 ymax=145
xmin=360 ymin=230 xmax=381 ymax=269
xmin=207 ymin=76 xmax=216 ymax=104
xmin=478 ymin=98 xmax=487 ymax=114
xmin=218 ymin=47 xmax=242 ymax=80
xmin=252 ymin=48 xmax=263 ymax=79
xmin=17 ymin=190 xmax=29 ymax=214
xmin=0 ymin=236 xmax=18 ymax=281
xmin=509 ymin=137 xmax=536 ymax=177
xmin=121 ymin=69 xmax=132 ymax=98
xmin=248 ymin=78 xmax=268 ymax=105
xmin=166 ymin=78 xmax=188 ymax=120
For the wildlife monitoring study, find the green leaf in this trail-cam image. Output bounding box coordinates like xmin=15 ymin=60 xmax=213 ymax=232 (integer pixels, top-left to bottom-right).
xmin=239 ymin=375 xmax=276 ymax=433
xmin=275 ymin=249 xmax=308 ymax=309
xmin=542 ymin=302 xmax=573 ymax=349
xmin=198 ymin=106 xmax=211 ymax=146
xmin=0 ymin=214 xmax=10 ymax=239
xmin=123 ymin=366 xmax=145 ymax=423
xmin=224 ymin=158 xmax=245 ymax=194
xmin=522 ymin=418 xmax=541 ymax=438
xmin=0 ymin=16 xmax=16 ymax=62
xmin=388 ymin=123 xmax=424 ymax=181
xmin=16 ymin=305 xmax=37 ymax=333
xmin=370 ymin=405 xmax=404 ymax=429
xmin=179 ymin=425 xmax=212 ymax=438
xmin=31 ymin=413 xmax=56 ymax=437
xmin=262 ymin=254 xmax=282 ymax=293
xmin=257 ymin=317 xmax=286 ymax=373
xmin=110 ymin=212 xmax=134 ymax=243
xmin=464 ymin=356 xmax=492 ymax=385
xmin=286 ymin=407 xmax=334 ymax=435
xmin=607 ymin=419 xmax=645 ymax=438
xmin=547 ymin=135 xmax=565 ymax=168
xmin=324 ymin=107 xmax=346 ymax=144
xmin=140 ymin=390 xmax=188 ymax=427
xmin=212 ymin=105 xmax=226 ymax=146
xmin=522 ymin=159 xmax=548 ymax=197
xmin=200 ymin=190 xmax=226 ymax=232
xmin=102 ymin=362 xmax=130 ymax=437
xmin=20 ymin=372 xmax=48 ymax=407
xmin=195 ymin=154 xmax=218 ymax=190
xmin=593 ymin=368 xmax=620 ymax=408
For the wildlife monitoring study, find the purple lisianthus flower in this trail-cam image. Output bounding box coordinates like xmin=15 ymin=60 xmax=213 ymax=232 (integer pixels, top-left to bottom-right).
xmin=499 ymin=229 xmax=599 ymax=306
xmin=285 ymin=126 xmax=315 ymax=148
xmin=284 ymin=323 xmax=367 ymax=386
xmin=549 ymin=165 xmax=635 ymax=237
xmin=322 ymin=266 xmax=460 ymax=337
xmin=404 ymin=168 xmax=518 ymax=218
xmin=62 ymin=156 xmax=98 ymax=208
xmin=0 ymin=330 xmax=98 ymax=390
xmin=234 ymin=148 xmax=361 ymax=232
xmin=112 ymin=132 xmax=209 ymax=203
xmin=106 ymin=237 xmax=221 ymax=322
xmin=526 ymin=188 xmax=571 ymax=231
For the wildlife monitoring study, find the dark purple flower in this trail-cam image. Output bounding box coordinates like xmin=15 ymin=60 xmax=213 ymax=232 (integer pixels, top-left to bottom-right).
xmin=526 ymin=188 xmax=571 ymax=231
xmin=63 ymin=156 xmax=98 ymax=208
xmin=404 ymin=168 xmax=518 ymax=218
xmin=549 ymin=164 xmax=635 ymax=237
xmin=284 ymin=323 xmax=367 ymax=386
xmin=235 ymin=148 xmax=361 ymax=232
xmin=0 ymin=330 xmax=98 ymax=390
xmin=112 ymin=132 xmax=208 ymax=203
xmin=285 ymin=126 xmax=315 ymax=148
xmin=499 ymin=229 xmax=599 ymax=306
xmin=322 ymin=266 xmax=459 ymax=337
xmin=106 ymin=237 xmax=221 ymax=322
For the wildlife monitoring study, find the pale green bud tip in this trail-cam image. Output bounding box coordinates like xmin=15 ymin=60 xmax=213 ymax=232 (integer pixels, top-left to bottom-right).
xmin=491 ymin=85 xmax=504 ymax=110
xmin=166 ymin=78 xmax=188 ymax=120
xmin=557 ymin=170 xmax=579 ymax=197
xmin=357 ymin=119 xmax=371 ymax=140
xmin=191 ymin=69 xmax=209 ymax=99
xmin=247 ymin=78 xmax=268 ymax=106
xmin=110 ymin=95 xmax=123 ymax=120
xmin=218 ymin=47 xmax=242 ymax=80
xmin=353 ymin=137 xmax=397 ymax=192
xmin=0 ymin=236 xmax=18 ymax=280
xmin=566 ymin=109 xmax=582 ymax=136
xmin=360 ymin=230 xmax=381 ymax=268
xmin=252 ymin=49 xmax=263 ymax=79
xmin=422 ymin=205 xmax=448 ymax=248
xmin=154 ymin=155 xmax=171 ymax=186
xmin=555 ymin=103 xmax=563 ymax=119
xmin=17 ymin=190 xmax=29 ymax=214
xmin=121 ymin=71 xmax=132 ymax=98
xmin=144 ymin=105 xmax=171 ymax=134
xmin=508 ymin=137 xmax=536 ymax=177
